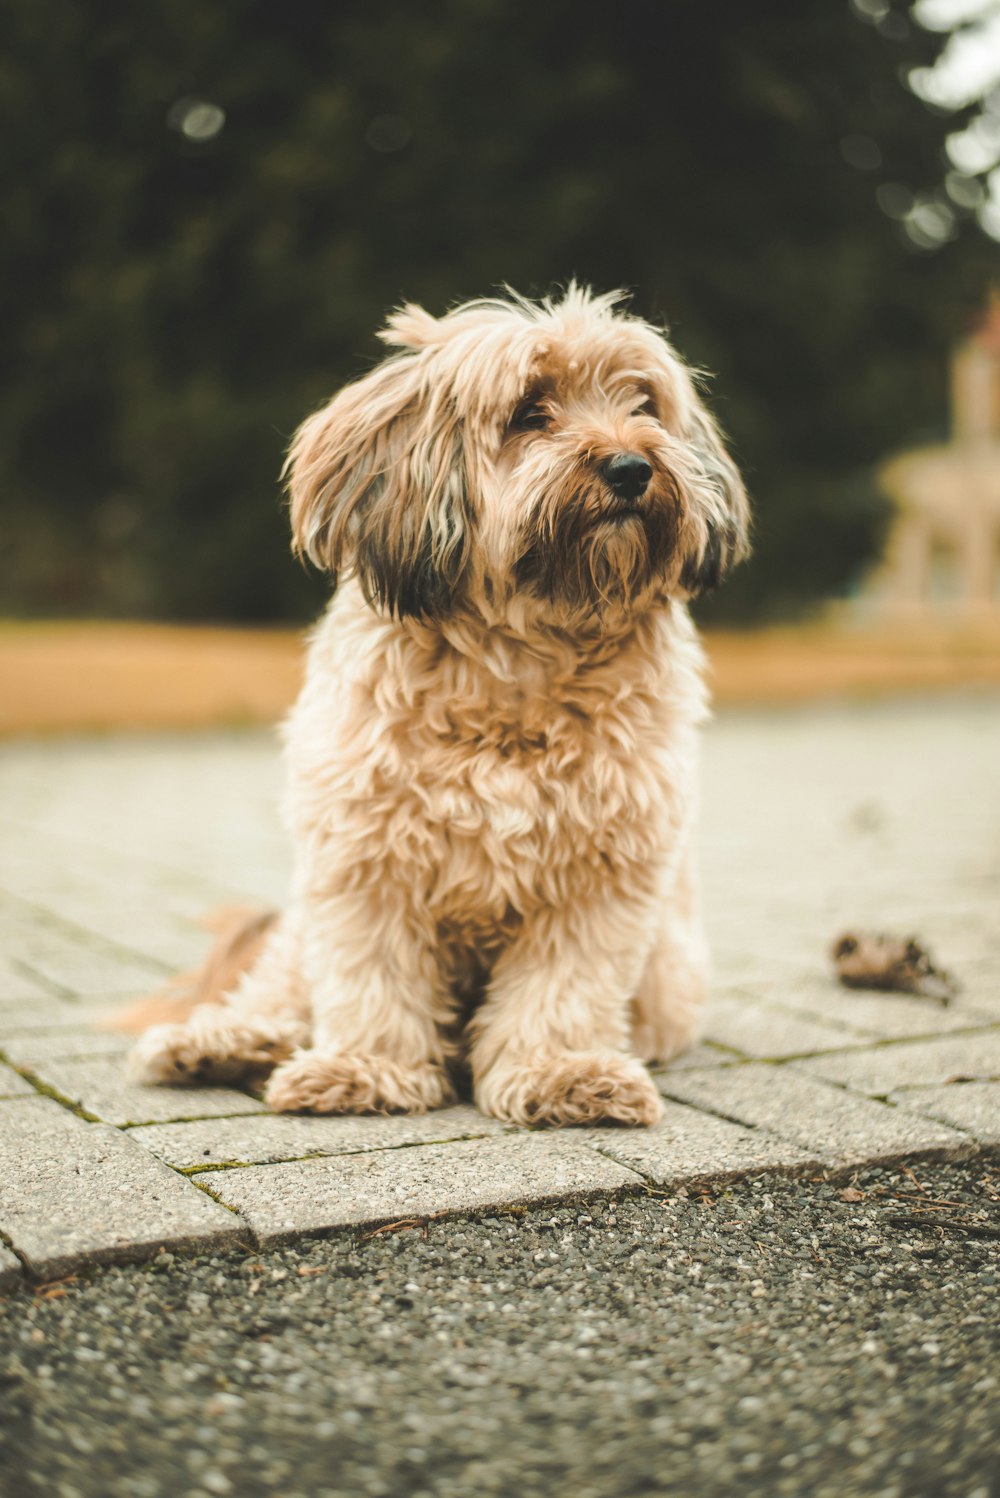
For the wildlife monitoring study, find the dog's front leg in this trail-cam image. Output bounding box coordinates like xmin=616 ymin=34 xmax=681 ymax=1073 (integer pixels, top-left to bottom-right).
xmin=263 ymin=894 xmax=456 ymax=1115
xmin=470 ymin=902 xmax=664 ymax=1127
xmin=630 ymin=838 xmax=710 ymax=1065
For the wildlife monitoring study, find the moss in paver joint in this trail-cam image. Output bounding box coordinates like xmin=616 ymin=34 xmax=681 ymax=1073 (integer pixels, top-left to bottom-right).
xmin=183 ymin=1175 xmax=249 ymax=1219
xmin=178 ymin=1160 xmax=262 ymax=1175
xmin=0 ymin=1049 xmax=268 ymax=1130
xmin=649 ymin=1041 xmax=745 ymax=1071
xmin=0 ymin=1225 xmax=26 ymax=1267
xmin=0 ymin=1052 xmax=102 ymax=1122
xmin=116 ymin=1108 xmax=266 ymax=1127
xmin=175 ymin=1128 xmax=523 ymax=1174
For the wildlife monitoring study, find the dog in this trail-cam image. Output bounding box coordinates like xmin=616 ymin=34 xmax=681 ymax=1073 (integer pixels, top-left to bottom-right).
xmin=128 ymin=285 xmax=749 ymax=1126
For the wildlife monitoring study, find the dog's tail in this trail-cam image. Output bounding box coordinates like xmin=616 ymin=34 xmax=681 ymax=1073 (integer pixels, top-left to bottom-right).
xmin=109 ymin=906 xmax=279 ymax=1034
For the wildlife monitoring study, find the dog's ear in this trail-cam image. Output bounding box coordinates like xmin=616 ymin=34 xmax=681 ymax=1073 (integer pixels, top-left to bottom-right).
xmin=286 ymin=354 xmax=472 ymax=620
xmin=678 ymin=401 xmax=750 ymax=597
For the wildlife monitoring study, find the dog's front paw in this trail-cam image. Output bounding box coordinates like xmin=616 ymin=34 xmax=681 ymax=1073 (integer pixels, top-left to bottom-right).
xmin=264 ymin=1049 xmax=455 ymax=1115
xmin=476 ymin=1050 xmax=663 ymax=1128
xmin=128 ymin=1016 xmax=301 ymax=1086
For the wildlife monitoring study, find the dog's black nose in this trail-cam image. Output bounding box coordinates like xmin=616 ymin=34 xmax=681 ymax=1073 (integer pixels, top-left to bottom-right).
xmin=601 ymin=452 xmax=653 ymax=501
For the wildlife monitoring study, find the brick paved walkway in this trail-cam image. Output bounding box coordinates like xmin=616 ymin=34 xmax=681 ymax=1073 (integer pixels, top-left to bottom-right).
xmin=1 ymin=697 xmax=997 ymax=1287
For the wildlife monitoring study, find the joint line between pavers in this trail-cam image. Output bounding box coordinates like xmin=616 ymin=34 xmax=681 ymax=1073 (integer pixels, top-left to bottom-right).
xmin=719 ymin=987 xmax=886 ymax=1042
xmin=584 ymin=1120 xmax=835 ymax=1188
xmin=801 ymin=1024 xmax=1000 ymax=1058
xmin=0 ymin=886 xmax=174 ymax=978
xmin=701 ymin=1026 xmax=1000 ymax=1066
xmin=0 ymin=1051 xmax=102 ymax=1122
xmin=653 ymin=1080 xmax=913 ymax=1165
xmin=716 ymin=986 xmax=997 ymax=1047
xmin=0 ymin=813 xmax=264 ymax=910
xmin=786 ymin=1003 xmax=1000 ymax=1048
xmin=0 ymin=1052 xmax=268 ymax=1130
xmin=117 ymin=1105 xmax=269 ymax=1128
xmin=7 ymin=955 xmax=77 ymax=1002
xmin=182 ymin=1173 xmax=252 ymax=1222
xmin=663 ymin=1074 xmax=989 ymax=1169
xmin=575 ymin=1145 xmax=673 ymax=1194
xmin=725 ymin=1043 xmax=877 ymax=1064
xmin=786 ymin=1063 xmax=1000 ymax=1107
xmin=175 ymin=1126 xmax=524 ymax=1174
xmin=890 ymin=1080 xmax=1000 ymax=1095
xmin=588 ymin=1146 xmax=835 ymax=1193
xmin=0 ymin=1224 xmax=29 ymax=1278
xmin=656 ymin=1083 xmax=799 ymax=1140
xmin=650 ymin=1041 xmax=748 ymax=1072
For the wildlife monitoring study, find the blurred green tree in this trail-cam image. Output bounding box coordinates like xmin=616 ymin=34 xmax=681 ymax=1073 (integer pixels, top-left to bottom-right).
xmin=0 ymin=0 xmax=995 ymax=622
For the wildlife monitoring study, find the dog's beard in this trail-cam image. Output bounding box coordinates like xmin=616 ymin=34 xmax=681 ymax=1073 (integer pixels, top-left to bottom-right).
xmin=513 ymin=472 xmax=681 ymax=612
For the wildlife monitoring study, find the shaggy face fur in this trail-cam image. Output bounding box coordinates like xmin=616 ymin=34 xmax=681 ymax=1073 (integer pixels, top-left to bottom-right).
xmin=289 ymin=287 xmax=745 ymax=624
xmin=129 ymin=286 xmax=749 ymax=1127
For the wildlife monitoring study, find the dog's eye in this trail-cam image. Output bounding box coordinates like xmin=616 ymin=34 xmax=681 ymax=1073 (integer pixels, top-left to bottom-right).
xmin=511 ymin=400 xmax=550 ymax=433
xmin=634 ymin=394 xmax=660 ymax=420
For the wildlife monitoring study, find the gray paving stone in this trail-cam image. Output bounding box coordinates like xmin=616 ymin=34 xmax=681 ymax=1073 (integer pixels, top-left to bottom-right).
xmin=0 ymin=1243 xmax=22 ymax=1294
xmin=208 ymin=1134 xmax=643 ymax=1246
xmin=709 ymin=950 xmax=817 ymax=988
xmin=0 ymin=956 xmax=59 ymax=1002
xmin=708 ymin=916 xmax=826 ymax=968
xmin=131 ymin=1105 xmax=511 ymax=1169
xmin=701 ymin=992 xmax=868 ymax=1058
xmin=20 ymin=1055 xmax=269 ymax=1126
xmin=0 ymin=907 xmax=73 ymax=966
xmin=914 ymin=913 xmax=1000 ymax=964
xmin=733 ymin=976 xmax=990 ymax=1041
xmin=954 ymin=963 xmax=1000 ymax=1020
xmin=19 ymin=904 xmax=214 ymax=972
xmin=580 ymin=1097 xmax=824 ymax=1184
xmin=0 ymin=995 xmax=111 ymax=1037
xmin=0 ymin=1096 xmax=244 ymax=1278
xmin=0 ymin=1061 xmax=34 ymax=1098
xmin=658 ymin=1064 xmax=970 ymax=1166
xmin=14 ymin=940 xmax=169 ymax=997
xmin=0 ymin=701 xmax=998 ymax=1272
xmin=1 ymin=1028 xmax=132 ymax=1065
xmin=796 ymin=1029 xmax=1000 ymax=1097
xmin=888 ymin=1082 xmax=1000 ymax=1144
xmin=651 ymin=1041 xmax=743 ymax=1072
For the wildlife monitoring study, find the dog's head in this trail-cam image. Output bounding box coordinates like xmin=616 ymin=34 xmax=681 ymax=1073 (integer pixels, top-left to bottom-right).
xmin=287 ymin=286 xmax=749 ymax=624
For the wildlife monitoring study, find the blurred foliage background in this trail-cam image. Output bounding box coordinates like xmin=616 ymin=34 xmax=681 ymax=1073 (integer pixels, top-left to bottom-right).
xmin=1 ymin=0 xmax=997 ymax=624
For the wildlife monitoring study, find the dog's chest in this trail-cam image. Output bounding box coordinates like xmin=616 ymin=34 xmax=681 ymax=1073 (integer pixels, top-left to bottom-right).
xmin=370 ymin=686 xmax=683 ymax=922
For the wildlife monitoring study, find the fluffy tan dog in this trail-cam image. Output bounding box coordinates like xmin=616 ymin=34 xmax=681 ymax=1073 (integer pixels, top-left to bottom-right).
xmin=129 ymin=286 xmax=749 ymax=1126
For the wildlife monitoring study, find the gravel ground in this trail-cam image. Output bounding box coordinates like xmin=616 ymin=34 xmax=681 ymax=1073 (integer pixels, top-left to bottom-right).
xmin=1 ymin=1157 xmax=998 ymax=1498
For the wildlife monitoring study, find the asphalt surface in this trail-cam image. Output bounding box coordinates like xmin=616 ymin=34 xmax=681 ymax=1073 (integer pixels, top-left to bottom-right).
xmin=1 ymin=1156 xmax=998 ymax=1498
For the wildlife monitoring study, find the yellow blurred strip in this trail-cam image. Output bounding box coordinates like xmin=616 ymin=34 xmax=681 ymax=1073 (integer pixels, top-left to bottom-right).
xmin=2 ymin=618 xmax=1000 ymax=737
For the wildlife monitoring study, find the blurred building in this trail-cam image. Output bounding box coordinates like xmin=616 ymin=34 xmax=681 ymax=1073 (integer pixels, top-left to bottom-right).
xmin=871 ymin=295 xmax=1000 ymax=619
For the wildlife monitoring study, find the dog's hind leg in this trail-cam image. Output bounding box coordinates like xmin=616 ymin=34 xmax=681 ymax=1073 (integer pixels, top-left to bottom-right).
xmin=629 ymin=844 xmax=709 ymax=1065
xmin=128 ymin=915 xmax=311 ymax=1086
